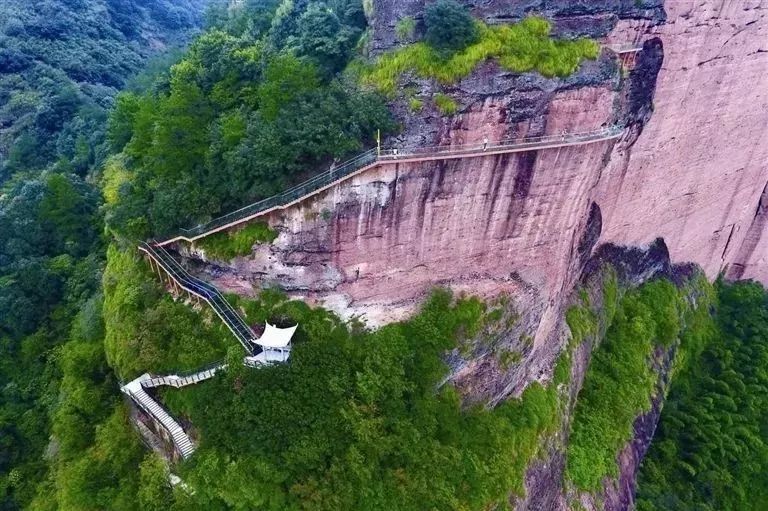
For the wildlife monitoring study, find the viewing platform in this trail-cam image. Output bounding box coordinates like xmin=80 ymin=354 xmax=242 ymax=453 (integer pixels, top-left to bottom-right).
xmin=606 ymin=43 xmax=645 ymax=70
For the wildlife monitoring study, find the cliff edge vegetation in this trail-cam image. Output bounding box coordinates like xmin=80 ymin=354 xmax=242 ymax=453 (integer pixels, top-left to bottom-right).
xmin=360 ymin=11 xmax=599 ymax=96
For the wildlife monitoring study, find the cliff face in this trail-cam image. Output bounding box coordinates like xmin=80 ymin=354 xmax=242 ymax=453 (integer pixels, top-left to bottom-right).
xmin=599 ymin=0 xmax=768 ymax=286
xmin=180 ymin=1 xmax=767 ymax=507
xmin=186 ymin=0 xmax=767 ymax=382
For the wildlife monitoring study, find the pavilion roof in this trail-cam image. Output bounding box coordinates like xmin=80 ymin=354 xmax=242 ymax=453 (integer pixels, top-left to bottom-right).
xmin=256 ymin=322 xmax=297 ymax=348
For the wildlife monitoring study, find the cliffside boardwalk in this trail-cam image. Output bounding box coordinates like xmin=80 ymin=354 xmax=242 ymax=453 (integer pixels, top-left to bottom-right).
xmin=157 ymin=125 xmax=624 ymax=246
xmin=125 ymin=124 xmax=625 ymax=461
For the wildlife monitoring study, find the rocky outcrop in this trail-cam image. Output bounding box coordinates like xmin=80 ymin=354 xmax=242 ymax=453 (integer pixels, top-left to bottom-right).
xmin=179 ymin=2 xmax=767 ymax=507
xmin=183 ymin=0 xmax=767 ymax=385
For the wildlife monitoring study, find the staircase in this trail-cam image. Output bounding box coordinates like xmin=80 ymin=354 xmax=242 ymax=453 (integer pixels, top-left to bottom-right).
xmin=139 ymin=242 xmax=258 ymax=356
xmin=122 ymin=374 xmax=195 ymax=459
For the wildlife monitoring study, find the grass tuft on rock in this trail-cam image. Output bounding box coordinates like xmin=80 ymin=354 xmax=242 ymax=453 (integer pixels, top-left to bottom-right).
xmin=196 ymin=221 xmax=278 ymax=261
xmin=433 ymin=93 xmax=458 ymax=115
xmin=361 ymin=17 xmax=599 ymax=96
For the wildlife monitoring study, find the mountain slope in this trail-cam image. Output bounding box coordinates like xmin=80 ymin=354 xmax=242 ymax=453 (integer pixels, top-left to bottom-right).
xmin=0 ymin=0 xmax=212 ymax=181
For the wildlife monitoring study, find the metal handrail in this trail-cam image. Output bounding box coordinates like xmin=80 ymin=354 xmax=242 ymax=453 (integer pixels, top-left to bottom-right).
xmin=139 ymin=242 xmax=257 ymax=355
xmin=151 ymin=243 xmax=251 ymax=338
xmin=123 ymin=387 xmax=192 ymax=457
xmin=151 ymin=243 xmax=254 ymax=345
xmin=159 ymin=125 xmax=623 ymax=244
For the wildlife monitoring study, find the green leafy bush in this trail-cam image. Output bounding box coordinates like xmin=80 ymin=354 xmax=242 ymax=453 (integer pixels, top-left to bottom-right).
xmin=408 ymin=97 xmax=424 ymax=112
xmin=362 ymin=16 xmax=599 ymax=95
xmin=424 ymin=0 xmax=478 ymax=51
xmin=433 ymin=93 xmax=458 ymax=115
xmin=196 ymin=222 xmax=278 ymax=260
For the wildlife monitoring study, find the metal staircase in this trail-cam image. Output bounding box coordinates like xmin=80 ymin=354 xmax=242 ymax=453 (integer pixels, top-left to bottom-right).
xmin=139 ymin=242 xmax=258 ymax=356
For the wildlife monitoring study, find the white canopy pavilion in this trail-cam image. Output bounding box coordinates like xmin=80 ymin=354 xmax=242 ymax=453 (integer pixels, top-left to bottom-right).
xmin=245 ymin=322 xmax=297 ymax=365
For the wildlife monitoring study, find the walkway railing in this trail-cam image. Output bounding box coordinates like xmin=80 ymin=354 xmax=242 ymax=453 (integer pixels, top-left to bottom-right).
xmin=142 ymin=361 xmax=226 ymax=388
xmin=157 ymin=125 xmax=624 ymax=245
xmin=139 ymin=242 xmax=258 ymax=355
xmin=122 ymin=375 xmax=196 ymax=459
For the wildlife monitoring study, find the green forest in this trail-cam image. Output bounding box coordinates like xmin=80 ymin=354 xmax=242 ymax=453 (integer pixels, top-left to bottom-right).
xmin=2 ymin=0 xmax=768 ymax=510
xmin=637 ymin=280 xmax=768 ymax=510
xmin=0 ymin=0 xmax=210 ymax=181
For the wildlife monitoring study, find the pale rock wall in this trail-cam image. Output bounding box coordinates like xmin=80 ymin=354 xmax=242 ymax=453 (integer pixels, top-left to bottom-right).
xmin=599 ymin=0 xmax=768 ymax=285
xmin=186 ymin=0 xmax=768 ymax=402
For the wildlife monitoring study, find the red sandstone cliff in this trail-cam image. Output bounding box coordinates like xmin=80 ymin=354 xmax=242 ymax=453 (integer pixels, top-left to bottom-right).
xmin=179 ymin=1 xmax=767 ymax=507
xmin=183 ymin=0 xmax=767 ymax=392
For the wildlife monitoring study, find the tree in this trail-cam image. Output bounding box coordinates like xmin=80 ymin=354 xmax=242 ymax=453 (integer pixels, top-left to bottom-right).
xmin=295 ymin=2 xmax=360 ymax=75
xmin=424 ymin=0 xmax=478 ymax=51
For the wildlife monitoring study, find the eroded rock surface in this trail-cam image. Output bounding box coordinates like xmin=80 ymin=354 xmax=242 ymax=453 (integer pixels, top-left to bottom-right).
xmin=179 ymin=2 xmax=768 ymax=506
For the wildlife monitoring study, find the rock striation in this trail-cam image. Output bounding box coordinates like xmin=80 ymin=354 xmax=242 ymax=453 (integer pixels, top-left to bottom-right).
xmin=179 ymin=1 xmax=768 ymax=507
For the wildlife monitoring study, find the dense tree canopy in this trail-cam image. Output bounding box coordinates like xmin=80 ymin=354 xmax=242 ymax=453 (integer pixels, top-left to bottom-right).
xmin=0 ymin=0 xmax=211 ymax=183
xmin=0 ymin=1 xmax=210 ymax=508
xmin=0 ymin=171 xmax=102 ymax=508
xmin=637 ymin=280 xmax=768 ymax=510
xmin=105 ymin=0 xmax=393 ymax=239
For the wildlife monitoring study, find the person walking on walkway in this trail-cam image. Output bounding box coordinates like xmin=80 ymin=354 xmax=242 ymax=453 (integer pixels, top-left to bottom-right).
xmin=483 ymin=136 xmax=488 ymax=151
xmin=329 ymin=157 xmax=339 ymax=177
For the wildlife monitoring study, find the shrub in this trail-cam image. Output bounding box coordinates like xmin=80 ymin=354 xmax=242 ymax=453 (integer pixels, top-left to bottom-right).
xmin=362 ymin=17 xmax=599 ymax=96
xmin=433 ymin=93 xmax=458 ymax=115
xmin=196 ymin=221 xmax=278 ymax=260
xmin=395 ymin=16 xmax=417 ymax=41
xmin=424 ymin=0 xmax=478 ymax=51
xmin=408 ymin=97 xmax=423 ymax=112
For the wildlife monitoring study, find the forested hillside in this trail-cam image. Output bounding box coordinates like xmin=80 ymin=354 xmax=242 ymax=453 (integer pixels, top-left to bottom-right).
xmin=637 ymin=281 xmax=768 ymax=510
xmin=0 ymin=1 xmax=211 ymax=508
xmin=0 ymin=0 xmax=210 ymax=181
xmin=3 ymin=0 xmax=768 ymax=509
